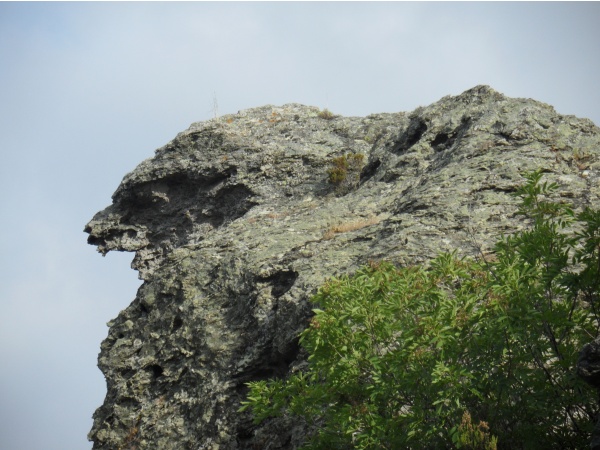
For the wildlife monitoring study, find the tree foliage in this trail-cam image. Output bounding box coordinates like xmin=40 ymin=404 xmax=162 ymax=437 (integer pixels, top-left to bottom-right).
xmin=240 ymin=170 xmax=600 ymax=449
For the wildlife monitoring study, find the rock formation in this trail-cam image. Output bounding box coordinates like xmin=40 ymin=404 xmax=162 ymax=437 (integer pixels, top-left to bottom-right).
xmin=85 ymin=85 xmax=600 ymax=449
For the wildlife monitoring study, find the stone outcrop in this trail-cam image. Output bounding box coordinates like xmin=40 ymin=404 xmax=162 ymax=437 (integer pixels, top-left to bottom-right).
xmin=85 ymin=85 xmax=600 ymax=449
xmin=579 ymin=338 xmax=600 ymax=450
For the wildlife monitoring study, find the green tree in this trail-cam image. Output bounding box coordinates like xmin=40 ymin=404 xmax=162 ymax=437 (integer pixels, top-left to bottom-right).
xmin=241 ymin=171 xmax=600 ymax=449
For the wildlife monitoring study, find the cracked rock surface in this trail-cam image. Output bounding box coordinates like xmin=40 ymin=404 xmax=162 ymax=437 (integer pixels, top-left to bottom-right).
xmin=85 ymin=85 xmax=600 ymax=449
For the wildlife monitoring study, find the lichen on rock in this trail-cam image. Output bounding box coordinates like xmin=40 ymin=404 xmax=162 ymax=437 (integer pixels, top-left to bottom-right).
xmin=85 ymin=86 xmax=600 ymax=449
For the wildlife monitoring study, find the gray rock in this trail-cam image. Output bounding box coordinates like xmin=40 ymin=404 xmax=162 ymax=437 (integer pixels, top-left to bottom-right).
xmin=85 ymin=85 xmax=600 ymax=449
xmin=579 ymin=337 xmax=600 ymax=450
xmin=579 ymin=337 xmax=600 ymax=388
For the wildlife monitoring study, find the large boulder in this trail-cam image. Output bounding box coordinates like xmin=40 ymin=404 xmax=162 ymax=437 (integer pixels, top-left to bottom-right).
xmin=85 ymin=85 xmax=600 ymax=449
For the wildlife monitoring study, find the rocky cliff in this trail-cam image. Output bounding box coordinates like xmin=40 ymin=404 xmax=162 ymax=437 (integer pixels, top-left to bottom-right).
xmin=85 ymin=85 xmax=600 ymax=449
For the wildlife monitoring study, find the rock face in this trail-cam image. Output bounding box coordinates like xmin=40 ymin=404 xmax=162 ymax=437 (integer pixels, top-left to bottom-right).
xmin=579 ymin=338 xmax=600 ymax=450
xmin=85 ymin=86 xmax=600 ymax=449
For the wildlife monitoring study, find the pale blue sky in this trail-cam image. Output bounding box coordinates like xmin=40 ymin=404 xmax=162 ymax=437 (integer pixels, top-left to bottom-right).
xmin=1 ymin=2 xmax=599 ymax=449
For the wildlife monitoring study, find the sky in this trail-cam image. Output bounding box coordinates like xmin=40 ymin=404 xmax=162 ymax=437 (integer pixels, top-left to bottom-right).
xmin=0 ymin=2 xmax=599 ymax=449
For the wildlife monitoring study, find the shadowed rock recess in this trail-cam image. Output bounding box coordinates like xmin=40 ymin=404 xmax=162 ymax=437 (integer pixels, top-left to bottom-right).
xmin=85 ymin=86 xmax=600 ymax=449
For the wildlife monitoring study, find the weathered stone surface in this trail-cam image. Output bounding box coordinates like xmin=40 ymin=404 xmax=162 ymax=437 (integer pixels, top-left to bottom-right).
xmin=85 ymin=85 xmax=600 ymax=449
xmin=579 ymin=338 xmax=600 ymax=450
xmin=579 ymin=337 xmax=600 ymax=388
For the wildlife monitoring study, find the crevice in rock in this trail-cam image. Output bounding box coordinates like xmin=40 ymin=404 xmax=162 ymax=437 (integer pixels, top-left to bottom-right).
xmin=210 ymin=184 xmax=258 ymax=227
xmin=431 ymin=131 xmax=457 ymax=152
xmin=139 ymin=302 xmax=149 ymax=316
xmin=148 ymin=364 xmax=164 ymax=379
xmin=406 ymin=119 xmax=427 ymax=148
xmin=393 ymin=116 xmax=428 ymax=154
xmin=431 ymin=132 xmax=450 ymax=147
xmin=233 ymin=338 xmax=301 ymax=389
xmin=351 ymin=235 xmax=374 ymax=243
xmin=172 ymin=316 xmax=183 ymax=331
xmin=395 ymin=198 xmax=430 ymax=214
xmin=258 ymin=270 xmax=299 ymax=298
xmin=360 ymin=158 xmax=381 ymax=183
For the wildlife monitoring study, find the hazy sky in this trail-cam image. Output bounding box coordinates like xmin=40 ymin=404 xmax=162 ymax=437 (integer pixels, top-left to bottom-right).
xmin=1 ymin=2 xmax=599 ymax=449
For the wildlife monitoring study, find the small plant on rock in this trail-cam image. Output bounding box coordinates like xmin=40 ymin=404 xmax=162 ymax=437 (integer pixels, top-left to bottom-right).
xmin=327 ymin=153 xmax=365 ymax=195
xmin=318 ymin=108 xmax=335 ymax=120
